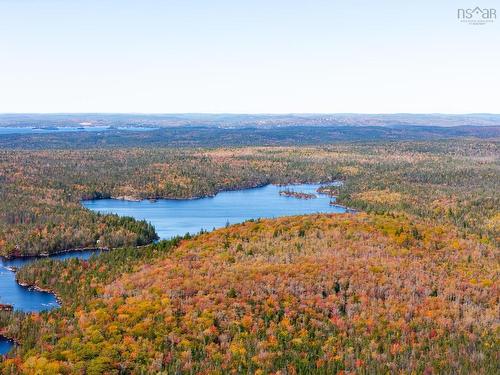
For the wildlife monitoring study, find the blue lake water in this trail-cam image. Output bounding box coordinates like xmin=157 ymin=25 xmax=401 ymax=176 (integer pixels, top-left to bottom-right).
xmin=0 ymin=250 xmax=106 ymax=313
xmin=0 ymin=183 xmax=343 ymax=355
xmin=82 ymin=184 xmax=344 ymax=239
xmin=0 ymin=126 xmax=157 ymax=135
xmin=0 ymin=336 xmax=14 ymax=356
xmin=0 ymin=250 xmax=105 ymax=355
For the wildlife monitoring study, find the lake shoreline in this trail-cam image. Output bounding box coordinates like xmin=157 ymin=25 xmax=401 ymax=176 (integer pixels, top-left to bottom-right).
xmin=15 ymin=280 xmax=64 ymax=307
xmin=89 ymin=180 xmax=342 ymax=203
xmin=1 ymin=247 xmax=109 ymax=262
xmin=0 ymin=333 xmax=20 ymax=346
xmin=0 ymin=333 xmax=18 ymax=356
xmin=329 ymin=203 xmax=358 ymax=213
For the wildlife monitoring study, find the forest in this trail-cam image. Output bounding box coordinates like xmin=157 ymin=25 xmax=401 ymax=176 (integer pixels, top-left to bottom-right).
xmin=0 ymin=139 xmax=498 ymax=373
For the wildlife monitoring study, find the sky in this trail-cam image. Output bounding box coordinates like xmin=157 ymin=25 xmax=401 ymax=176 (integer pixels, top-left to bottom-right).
xmin=0 ymin=0 xmax=499 ymax=113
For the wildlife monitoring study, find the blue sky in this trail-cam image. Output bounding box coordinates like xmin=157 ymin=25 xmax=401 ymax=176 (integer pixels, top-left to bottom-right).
xmin=0 ymin=0 xmax=498 ymax=113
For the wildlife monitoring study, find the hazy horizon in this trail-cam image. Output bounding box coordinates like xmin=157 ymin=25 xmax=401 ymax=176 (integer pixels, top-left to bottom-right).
xmin=0 ymin=112 xmax=499 ymax=116
xmin=1 ymin=0 xmax=499 ymax=113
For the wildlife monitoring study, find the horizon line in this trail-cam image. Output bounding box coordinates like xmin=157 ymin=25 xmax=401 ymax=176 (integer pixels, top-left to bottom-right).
xmin=0 ymin=112 xmax=499 ymax=116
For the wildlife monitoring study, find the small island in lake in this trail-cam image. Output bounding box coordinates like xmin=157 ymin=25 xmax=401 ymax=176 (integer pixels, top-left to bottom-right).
xmin=279 ymin=189 xmax=317 ymax=199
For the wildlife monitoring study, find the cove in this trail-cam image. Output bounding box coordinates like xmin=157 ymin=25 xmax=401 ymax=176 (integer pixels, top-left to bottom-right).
xmin=0 ymin=336 xmax=14 ymax=356
xmin=0 ymin=250 xmax=107 ymax=314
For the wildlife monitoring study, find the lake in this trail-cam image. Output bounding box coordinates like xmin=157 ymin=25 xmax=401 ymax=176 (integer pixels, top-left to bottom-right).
xmin=0 ymin=183 xmax=344 ymax=355
xmin=82 ymin=184 xmax=345 ymax=239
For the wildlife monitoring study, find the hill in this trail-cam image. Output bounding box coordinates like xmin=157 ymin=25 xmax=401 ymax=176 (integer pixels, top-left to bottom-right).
xmin=2 ymin=213 xmax=497 ymax=373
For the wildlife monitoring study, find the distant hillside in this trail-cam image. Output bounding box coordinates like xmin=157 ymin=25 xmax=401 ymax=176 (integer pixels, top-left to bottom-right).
xmin=0 ymin=124 xmax=498 ymax=149
xmin=0 ymin=113 xmax=499 ymax=129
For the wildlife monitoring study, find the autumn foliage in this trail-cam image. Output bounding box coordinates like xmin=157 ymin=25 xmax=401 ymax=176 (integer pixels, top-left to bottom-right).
xmin=3 ymin=213 xmax=498 ymax=374
xmin=0 ymin=140 xmax=498 ymax=374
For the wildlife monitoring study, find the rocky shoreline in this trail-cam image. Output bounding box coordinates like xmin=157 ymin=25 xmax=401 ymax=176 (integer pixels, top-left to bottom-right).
xmin=15 ymin=280 xmax=63 ymax=306
xmin=1 ymin=246 xmax=109 ymax=261
xmin=329 ymin=202 xmax=357 ymax=213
